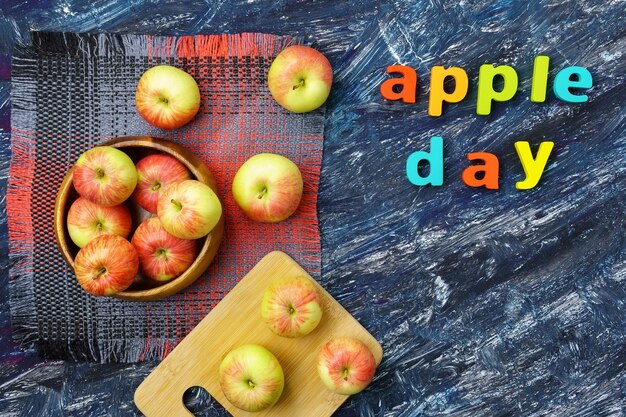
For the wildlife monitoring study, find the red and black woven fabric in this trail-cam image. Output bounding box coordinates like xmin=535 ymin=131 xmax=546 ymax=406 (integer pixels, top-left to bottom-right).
xmin=8 ymin=32 xmax=323 ymax=362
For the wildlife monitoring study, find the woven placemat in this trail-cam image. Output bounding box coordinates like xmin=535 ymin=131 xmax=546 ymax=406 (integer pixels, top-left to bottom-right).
xmin=8 ymin=32 xmax=324 ymax=362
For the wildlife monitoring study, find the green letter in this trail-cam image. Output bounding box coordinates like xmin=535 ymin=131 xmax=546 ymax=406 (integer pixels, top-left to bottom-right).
xmin=531 ymin=56 xmax=550 ymax=103
xmin=477 ymin=64 xmax=518 ymax=115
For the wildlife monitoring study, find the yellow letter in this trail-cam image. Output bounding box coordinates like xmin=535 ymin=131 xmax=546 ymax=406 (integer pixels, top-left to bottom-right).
xmin=515 ymin=141 xmax=554 ymax=189
xmin=477 ymin=64 xmax=518 ymax=115
xmin=428 ymin=66 xmax=469 ymax=116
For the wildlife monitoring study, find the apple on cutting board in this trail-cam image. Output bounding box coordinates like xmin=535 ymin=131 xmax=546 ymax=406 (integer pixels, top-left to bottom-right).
xmin=261 ymin=276 xmax=323 ymax=338
xmin=317 ymin=337 xmax=377 ymax=395
xmin=219 ymin=344 xmax=285 ymax=412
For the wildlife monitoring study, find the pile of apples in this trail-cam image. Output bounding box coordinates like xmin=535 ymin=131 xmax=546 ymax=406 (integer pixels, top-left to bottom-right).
xmin=68 ymin=146 xmax=222 ymax=296
xmin=219 ymin=276 xmax=377 ymax=412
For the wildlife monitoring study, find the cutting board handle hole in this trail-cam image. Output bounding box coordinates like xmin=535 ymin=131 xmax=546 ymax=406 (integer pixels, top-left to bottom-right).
xmin=183 ymin=386 xmax=214 ymax=415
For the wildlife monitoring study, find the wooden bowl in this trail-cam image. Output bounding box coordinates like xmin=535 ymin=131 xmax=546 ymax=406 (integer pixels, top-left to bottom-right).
xmin=54 ymin=136 xmax=224 ymax=301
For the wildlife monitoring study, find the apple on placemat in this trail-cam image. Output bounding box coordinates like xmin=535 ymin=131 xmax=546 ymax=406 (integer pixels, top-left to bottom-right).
xmin=232 ymin=153 xmax=303 ymax=223
xmin=267 ymin=45 xmax=333 ymax=113
xmin=135 ymin=65 xmax=201 ymax=130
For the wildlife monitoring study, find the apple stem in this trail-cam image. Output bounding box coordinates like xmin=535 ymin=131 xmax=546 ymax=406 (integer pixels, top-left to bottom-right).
xmin=151 ymin=182 xmax=161 ymax=191
xmin=257 ymin=187 xmax=268 ymax=200
xmin=170 ymin=199 xmax=183 ymax=211
xmin=247 ymin=380 xmax=255 ymax=388
xmin=341 ymin=367 xmax=350 ymax=381
xmin=95 ymin=266 xmax=107 ymax=278
xmin=292 ymin=78 xmax=305 ymax=90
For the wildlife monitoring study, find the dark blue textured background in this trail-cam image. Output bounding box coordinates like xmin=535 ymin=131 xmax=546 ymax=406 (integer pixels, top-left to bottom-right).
xmin=1 ymin=0 xmax=625 ymax=416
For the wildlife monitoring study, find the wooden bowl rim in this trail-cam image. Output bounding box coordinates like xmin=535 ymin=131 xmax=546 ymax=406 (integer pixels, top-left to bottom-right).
xmin=54 ymin=136 xmax=224 ymax=301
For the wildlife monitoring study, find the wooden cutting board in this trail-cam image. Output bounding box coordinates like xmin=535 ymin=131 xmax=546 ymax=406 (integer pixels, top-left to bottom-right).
xmin=134 ymin=251 xmax=383 ymax=417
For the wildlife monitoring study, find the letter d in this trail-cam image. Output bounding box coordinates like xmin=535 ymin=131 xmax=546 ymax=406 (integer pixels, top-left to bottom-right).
xmin=406 ymin=136 xmax=444 ymax=186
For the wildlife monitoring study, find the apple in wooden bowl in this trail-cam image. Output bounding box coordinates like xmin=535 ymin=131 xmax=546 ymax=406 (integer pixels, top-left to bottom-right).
xmin=54 ymin=136 xmax=224 ymax=301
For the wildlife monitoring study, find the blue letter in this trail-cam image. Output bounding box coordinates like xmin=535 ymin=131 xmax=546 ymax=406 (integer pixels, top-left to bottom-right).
xmin=553 ymin=66 xmax=593 ymax=103
xmin=406 ymin=136 xmax=444 ymax=186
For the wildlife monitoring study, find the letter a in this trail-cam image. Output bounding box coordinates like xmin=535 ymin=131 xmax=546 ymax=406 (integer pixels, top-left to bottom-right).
xmin=462 ymin=152 xmax=499 ymax=189
xmin=381 ymin=65 xmax=417 ymax=103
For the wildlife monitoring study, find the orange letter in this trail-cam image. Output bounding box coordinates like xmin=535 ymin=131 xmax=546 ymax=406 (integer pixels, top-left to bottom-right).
xmin=428 ymin=66 xmax=469 ymax=116
xmin=462 ymin=152 xmax=499 ymax=189
xmin=380 ymin=65 xmax=417 ymax=103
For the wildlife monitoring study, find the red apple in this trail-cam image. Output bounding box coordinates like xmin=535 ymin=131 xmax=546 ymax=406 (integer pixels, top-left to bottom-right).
xmin=267 ymin=45 xmax=333 ymax=113
xmin=219 ymin=344 xmax=284 ymax=412
xmin=74 ymin=235 xmax=138 ymax=296
xmin=73 ymin=146 xmax=137 ymax=206
xmin=261 ymin=276 xmax=322 ymax=337
xmin=157 ymin=179 xmax=222 ymax=239
xmin=131 ymin=217 xmax=197 ymax=281
xmin=67 ymin=197 xmax=132 ymax=248
xmin=231 ymin=153 xmax=303 ymax=223
xmin=135 ymin=65 xmax=201 ymax=130
xmin=317 ymin=338 xmax=377 ymax=395
xmin=132 ymin=154 xmax=191 ymax=213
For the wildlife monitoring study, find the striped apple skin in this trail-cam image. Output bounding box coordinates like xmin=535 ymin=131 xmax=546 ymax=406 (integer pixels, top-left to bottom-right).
xmin=219 ymin=344 xmax=284 ymax=412
xmin=157 ymin=180 xmax=222 ymax=239
xmin=261 ymin=276 xmax=322 ymax=337
xmin=135 ymin=65 xmax=201 ymax=130
xmin=132 ymin=154 xmax=191 ymax=214
xmin=74 ymin=235 xmax=139 ymax=296
xmin=67 ymin=197 xmax=132 ymax=248
xmin=317 ymin=338 xmax=377 ymax=395
xmin=131 ymin=217 xmax=197 ymax=281
xmin=73 ymin=146 xmax=137 ymax=206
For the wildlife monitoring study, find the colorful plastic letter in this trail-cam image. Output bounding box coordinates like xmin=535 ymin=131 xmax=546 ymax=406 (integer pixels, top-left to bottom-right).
xmin=461 ymin=152 xmax=499 ymax=189
xmin=428 ymin=66 xmax=469 ymax=116
xmin=515 ymin=141 xmax=554 ymax=190
xmin=531 ymin=56 xmax=550 ymax=103
xmin=553 ymin=66 xmax=592 ymax=103
xmin=406 ymin=136 xmax=444 ymax=186
xmin=476 ymin=64 xmax=518 ymax=115
xmin=380 ymin=65 xmax=418 ymax=103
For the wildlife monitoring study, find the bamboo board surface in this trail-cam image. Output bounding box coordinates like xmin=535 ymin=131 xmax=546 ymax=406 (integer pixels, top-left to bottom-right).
xmin=134 ymin=251 xmax=383 ymax=417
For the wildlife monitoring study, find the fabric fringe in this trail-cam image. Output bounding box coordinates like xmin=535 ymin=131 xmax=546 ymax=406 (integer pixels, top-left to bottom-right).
xmin=29 ymin=32 xmax=300 ymax=60
xmin=7 ymin=55 xmax=38 ymax=347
